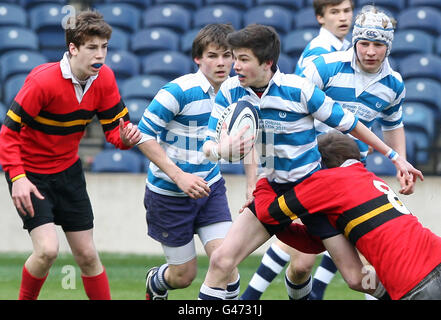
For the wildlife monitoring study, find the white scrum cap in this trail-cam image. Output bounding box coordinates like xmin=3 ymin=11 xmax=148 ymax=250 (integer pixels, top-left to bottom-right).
xmin=352 ymin=5 xmax=395 ymax=56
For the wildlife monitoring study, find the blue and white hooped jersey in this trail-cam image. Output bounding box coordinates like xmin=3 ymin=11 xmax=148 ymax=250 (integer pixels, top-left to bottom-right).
xmin=206 ymin=69 xmax=358 ymax=184
xmin=294 ymin=27 xmax=350 ymax=76
xmin=138 ymin=70 xmax=221 ymax=196
xmin=302 ymin=48 xmax=405 ymax=162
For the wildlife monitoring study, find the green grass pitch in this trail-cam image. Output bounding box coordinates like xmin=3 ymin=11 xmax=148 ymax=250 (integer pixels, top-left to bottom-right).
xmin=0 ymin=252 xmax=364 ymax=300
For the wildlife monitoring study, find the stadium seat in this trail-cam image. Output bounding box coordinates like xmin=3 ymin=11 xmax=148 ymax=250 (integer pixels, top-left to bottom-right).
xmin=125 ymin=98 xmax=148 ymax=125
xmin=244 ymin=6 xmax=293 ymax=35
xmin=408 ymin=0 xmax=441 ymax=10
xmin=357 ymin=0 xmax=405 ymax=16
xmin=3 ymin=73 xmax=27 ymax=105
xmin=142 ymin=5 xmax=191 ymax=34
xmin=91 ymin=149 xmax=144 ymax=173
xmin=437 ymin=35 xmax=441 ymax=56
xmin=257 ymin=0 xmax=303 ymax=10
xmin=277 ymin=53 xmax=295 ymax=74
xmin=131 ymin=28 xmax=180 ymax=56
xmin=193 ymin=5 xmax=242 ymax=30
xmin=108 ymin=27 xmax=130 ymax=52
xmin=390 ymin=30 xmax=435 ymax=61
xmin=95 ymin=3 xmax=140 ymax=34
xmin=0 ymin=26 xmax=38 ymax=54
xmin=397 ymin=7 xmax=441 ymax=36
xmin=181 ymin=28 xmax=200 ymax=54
xmin=141 ymin=51 xmax=192 ymax=80
xmin=120 ymin=75 xmax=168 ymax=100
xmin=398 ymin=54 xmax=441 ymax=82
xmin=403 ymin=78 xmax=441 ymax=119
xmin=405 ymin=129 xmax=431 ymax=164
xmin=155 ymin=0 xmax=202 ymax=10
xmin=105 ymin=50 xmax=140 ymax=82
xmin=205 ymin=0 xmax=253 ymax=10
xmin=283 ymin=28 xmax=319 ymax=58
xmin=402 ymin=102 xmax=436 ymax=141
xmin=20 ymin=0 xmax=66 ymax=10
xmin=0 ymin=3 xmax=27 ymax=28
xmin=0 ymin=50 xmax=47 ymax=82
xmin=293 ymin=7 xmax=318 ymax=30
xmin=29 ymin=4 xmax=65 ymax=48
xmin=365 ymin=152 xmax=397 ymax=176
xmin=0 ymin=101 xmax=6 ymax=125
xmin=106 ymin=0 xmax=152 ymax=10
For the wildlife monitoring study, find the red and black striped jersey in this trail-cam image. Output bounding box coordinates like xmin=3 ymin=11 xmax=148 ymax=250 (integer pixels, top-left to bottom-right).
xmin=263 ymin=162 xmax=441 ymax=299
xmin=0 ymin=61 xmax=130 ymax=178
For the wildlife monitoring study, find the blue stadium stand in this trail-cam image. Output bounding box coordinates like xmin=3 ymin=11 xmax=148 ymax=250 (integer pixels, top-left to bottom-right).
xmin=120 ymin=74 xmax=168 ymax=100
xmin=131 ymin=28 xmax=180 ymax=56
xmin=403 ymin=102 xmax=436 ymax=142
xmin=155 ymin=0 xmax=202 ymax=10
xmin=106 ymin=0 xmax=152 ymax=10
xmin=256 ymin=0 xmax=303 ymax=10
xmin=142 ymin=4 xmax=191 ymax=34
xmin=0 ymin=26 xmax=38 ymax=55
xmin=0 ymin=50 xmax=47 ymax=82
xmin=141 ymin=50 xmax=192 ymax=80
xmin=408 ymin=0 xmax=441 ymax=10
xmin=29 ymin=4 xmax=66 ymax=61
xmin=293 ymin=7 xmax=319 ymax=30
xmin=20 ymin=0 xmax=66 ymax=10
xmin=397 ymin=7 xmax=441 ymax=36
xmin=91 ymin=149 xmax=144 ymax=173
xmin=244 ymin=5 xmax=293 ymax=35
xmin=403 ymin=78 xmax=441 ymax=120
xmin=390 ymin=30 xmax=435 ymax=62
xmin=107 ymin=27 xmax=130 ymax=51
xmin=193 ymin=5 xmax=242 ymax=30
xmin=206 ymin=0 xmax=253 ymax=10
xmin=3 ymin=73 xmax=27 ymax=105
xmin=283 ymin=28 xmax=319 ymax=58
xmin=365 ymin=152 xmax=397 ymax=176
xmin=405 ymin=130 xmax=431 ymax=164
xmin=95 ymin=3 xmax=140 ymax=34
xmin=277 ymin=53 xmax=295 ymax=74
xmin=125 ymin=98 xmax=148 ymax=125
xmin=181 ymin=28 xmax=199 ymax=54
xmin=437 ymin=35 xmax=441 ymax=56
xmin=105 ymin=50 xmax=140 ymax=83
xmin=0 ymin=3 xmax=27 ymax=28
xmin=358 ymin=0 xmax=405 ymax=16
xmin=0 ymin=101 xmax=6 ymax=125
xmin=398 ymin=54 xmax=441 ymax=82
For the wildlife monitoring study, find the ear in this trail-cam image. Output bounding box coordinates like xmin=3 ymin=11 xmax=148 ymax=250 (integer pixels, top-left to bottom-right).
xmin=265 ymin=60 xmax=273 ymax=71
xmin=69 ymin=42 xmax=78 ymax=56
xmin=316 ymin=14 xmax=325 ymax=25
xmin=193 ymin=56 xmax=201 ymax=66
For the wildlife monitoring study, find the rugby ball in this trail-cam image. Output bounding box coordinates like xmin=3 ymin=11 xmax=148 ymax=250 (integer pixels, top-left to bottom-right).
xmin=215 ymin=100 xmax=259 ymax=162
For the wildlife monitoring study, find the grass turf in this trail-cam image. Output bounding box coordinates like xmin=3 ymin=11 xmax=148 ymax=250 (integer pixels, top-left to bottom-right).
xmin=0 ymin=252 xmax=364 ymax=300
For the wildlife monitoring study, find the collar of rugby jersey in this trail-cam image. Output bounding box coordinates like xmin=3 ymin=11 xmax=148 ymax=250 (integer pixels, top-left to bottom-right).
xmin=341 ymin=159 xmax=360 ymax=167
xmin=195 ymin=68 xmax=216 ymax=98
xmin=319 ymin=27 xmax=351 ymax=51
xmin=349 ymin=47 xmax=392 ymax=97
xmin=60 ymin=52 xmax=99 ymax=103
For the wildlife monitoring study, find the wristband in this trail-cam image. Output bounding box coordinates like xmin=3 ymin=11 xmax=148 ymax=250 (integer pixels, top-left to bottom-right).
xmin=385 ymin=149 xmax=399 ymax=161
xmin=11 ymin=174 xmax=26 ymax=182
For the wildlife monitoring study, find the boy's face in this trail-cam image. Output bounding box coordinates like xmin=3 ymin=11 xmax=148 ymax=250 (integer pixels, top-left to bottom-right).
xmin=69 ymin=36 xmax=108 ymax=80
xmin=317 ymin=0 xmax=353 ymax=41
xmin=355 ymin=40 xmax=387 ymax=73
xmin=232 ymin=48 xmax=272 ymax=88
xmin=194 ymin=43 xmax=233 ymax=92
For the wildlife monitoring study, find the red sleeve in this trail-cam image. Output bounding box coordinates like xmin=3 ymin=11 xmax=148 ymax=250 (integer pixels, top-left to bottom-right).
xmin=95 ymin=65 xmax=131 ymax=150
xmin=276 ymin=223 xmax=325 ymax=254
xmin=0 ymin=74 xmax=45 ymax=178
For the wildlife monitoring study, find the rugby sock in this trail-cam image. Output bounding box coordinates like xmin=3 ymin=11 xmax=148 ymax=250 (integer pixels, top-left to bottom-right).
xmin=310 ymin=251 xmax=338 ymax=300
xmin=19 ymin=265 xmax=48 ymax=300
xmin=81 ymin=267 xmax=111 ymax=300
xmin=151 ymin=264 xmax=173 ymax=295
xmin=285 ymin=272 xmax=312 ymax=300
xmin=198 ymin=284 xmax=226 ymax=300
xmin=240 ymin=243 xmax=290 ymax=300
xmin=225 ymin=274 xmax=240 ymax=300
